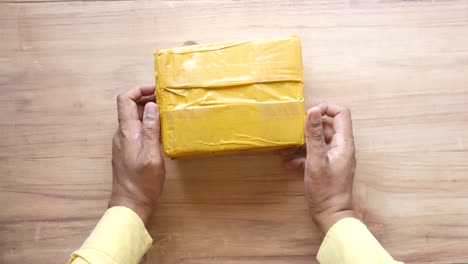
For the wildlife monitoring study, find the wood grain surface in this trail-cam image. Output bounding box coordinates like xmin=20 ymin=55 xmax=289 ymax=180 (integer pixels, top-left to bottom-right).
xmin=1 ymin=0 xmax=468 ymax=263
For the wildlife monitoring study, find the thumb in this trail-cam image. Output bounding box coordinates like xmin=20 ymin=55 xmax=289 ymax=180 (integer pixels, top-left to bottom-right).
xmin=305 ymin=107 xmax=328 ymax=165
xmin=141 ymin=102 xmax=161 ymax=155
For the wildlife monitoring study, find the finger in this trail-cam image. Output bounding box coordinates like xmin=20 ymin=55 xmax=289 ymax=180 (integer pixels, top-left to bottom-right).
xmin=283 ymin=157 xmax=306 ymax=170
xmin=305 ymin=107 xmax=328 ymax=165
xmin=117 ymin=96 xmax=139 ymax=122
xmin=124 ymin=85 xmax=156 ymax=101
xmin=282 ymin=145 xmax=307 ymax=156
xmin=317 ymin=103 xmax=344 ymax=117
xmin=295 ymin=144 xmax=307 ymax=155
xmin=318 ymin=103 xmax=353 ymax=140
xmin=334 ymin=108 xmax=353 ymax=141
xmin=138 ymin=95 xmax=156 ymax=106
xmin=322 ymin=116 xmax=335 ymax=144
xmin=324 ymin=124 xmax=334 ymax=144
xmin=279 ymin=147 xmax=299 ymax=157
xmin=141 ymin=102 xmax=161 ymax=156
xmin=138 ymin=105 xmax=144 ymax=121
xmin=137 ymin=95 xmax=157 ymax=120
xmin=117 ymin=86 xmax=155 ymax=122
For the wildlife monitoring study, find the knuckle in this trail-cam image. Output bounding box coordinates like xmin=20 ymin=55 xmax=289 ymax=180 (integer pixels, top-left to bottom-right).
xmin=306 ymin=166 xmax=328 ymax=179
xmin=138 ymin=155 xmax=162 ymax=170
xmin=311 ymin=128 xmax=324 ymax=141
xmin=144 ymin=157 xmax=156 ymax=167
xmin=118 ymin=126 xmax=131 ymax=139
xmin=143 ymin=126 xmax=156 ymax=134
xmin=311 ymin=118 xmax=322 ymax=128
xmin=142 ymin=127 xmax=156 ymax=140
xmin=151 ymin=157 xmax=163 ymax=168
xmin=136 ymin=160 xmax=150 ymax=171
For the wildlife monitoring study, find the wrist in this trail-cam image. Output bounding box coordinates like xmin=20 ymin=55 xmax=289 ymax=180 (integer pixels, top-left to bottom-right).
xmin=313 ymin=209 xmax=356 ymax=236
xmin=108 ymin=195 xmax=153 ymax=227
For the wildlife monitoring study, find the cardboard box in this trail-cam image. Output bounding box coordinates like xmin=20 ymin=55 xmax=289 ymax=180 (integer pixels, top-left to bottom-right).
xmin=154 ymin=36 xmax=305 ymax=157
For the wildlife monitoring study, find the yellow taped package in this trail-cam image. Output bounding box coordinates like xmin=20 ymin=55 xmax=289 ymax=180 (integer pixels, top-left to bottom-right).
xmin=154 ymin=36 xmax=305 ymax=158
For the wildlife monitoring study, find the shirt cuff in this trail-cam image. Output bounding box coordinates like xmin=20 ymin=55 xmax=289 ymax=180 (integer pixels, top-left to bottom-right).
xmin=317 ymin=217 xmax=402 ymax=264
xmin=68 ymin=206 xmax=153 ymax=264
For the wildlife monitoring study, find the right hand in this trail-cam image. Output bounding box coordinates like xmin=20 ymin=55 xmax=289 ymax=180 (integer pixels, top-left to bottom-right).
xmin=109 ymin=86 xmax=166 ymax=226
xmin=281 ymin=104 xmax=357 ymax=235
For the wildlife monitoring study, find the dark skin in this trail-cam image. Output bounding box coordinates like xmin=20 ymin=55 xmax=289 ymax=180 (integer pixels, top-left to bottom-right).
xmin=108 ymin=85 xmax=165 ymax=226
xmin=109 ymin=86 xmax=357 ymax=234
xmin=281 ymin=104 xmax=356 ymax=234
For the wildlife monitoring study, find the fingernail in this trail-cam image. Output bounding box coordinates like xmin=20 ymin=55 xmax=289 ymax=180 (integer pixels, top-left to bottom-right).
xmin=144 ymin=103 xmax=158 ymax=119
xmin=309 ymin=107 xmax=321 ymax=121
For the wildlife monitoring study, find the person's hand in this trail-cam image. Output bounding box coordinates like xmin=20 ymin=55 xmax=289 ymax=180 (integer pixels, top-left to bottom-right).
xmin=281 ymin=104 xmax=356 ymax=235
xmin=108 ymin=85 xmax=165 ymax=226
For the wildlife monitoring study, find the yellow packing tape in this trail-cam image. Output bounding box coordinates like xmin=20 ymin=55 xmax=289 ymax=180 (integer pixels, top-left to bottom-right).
xmin=155 ymin=36 xmax=305 ymax=157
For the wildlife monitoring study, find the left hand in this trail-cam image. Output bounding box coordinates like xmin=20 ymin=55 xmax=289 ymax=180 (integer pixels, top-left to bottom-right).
xmin=108 ymin=85 xmax=166 ymax=226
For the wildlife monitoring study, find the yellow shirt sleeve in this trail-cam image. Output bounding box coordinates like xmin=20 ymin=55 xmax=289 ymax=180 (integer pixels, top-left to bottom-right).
xmin=68 ymin=206 xmax=153 ymax=264
xmin=317 ymin=218 xmax=403 ymax=264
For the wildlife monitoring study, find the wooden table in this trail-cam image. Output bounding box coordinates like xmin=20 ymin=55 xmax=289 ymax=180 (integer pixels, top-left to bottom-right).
xmin=1 ymin=1 xmax=468 ymax=263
